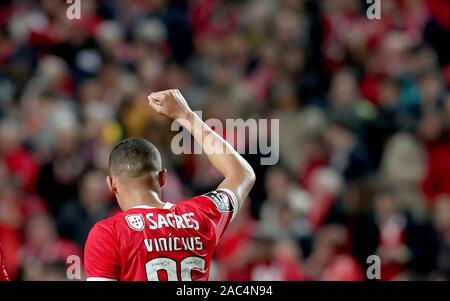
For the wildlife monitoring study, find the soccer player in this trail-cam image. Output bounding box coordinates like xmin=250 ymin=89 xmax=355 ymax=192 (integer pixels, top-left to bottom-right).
xmin=84 ymin=89 xmax=255 ymax=281
xmin=0 ymin=243 xmax=9 ymax=281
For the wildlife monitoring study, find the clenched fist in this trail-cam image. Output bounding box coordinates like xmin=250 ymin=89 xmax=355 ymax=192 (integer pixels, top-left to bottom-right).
xmin=147 ymin=89 xmax=193 ymax=120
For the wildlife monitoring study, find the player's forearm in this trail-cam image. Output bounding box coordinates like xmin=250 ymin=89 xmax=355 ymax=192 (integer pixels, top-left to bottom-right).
xmin=179 ymin=111 xmax=255 ymax=203
xmin=179 ymin=111 xmax=254 ymax=176
xmin=147 ymin=89 xmax=255 ymax=204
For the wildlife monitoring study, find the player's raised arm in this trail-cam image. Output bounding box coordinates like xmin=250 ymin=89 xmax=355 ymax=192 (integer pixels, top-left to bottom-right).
xmin=147 ymin=89 xmax=255 ymax=209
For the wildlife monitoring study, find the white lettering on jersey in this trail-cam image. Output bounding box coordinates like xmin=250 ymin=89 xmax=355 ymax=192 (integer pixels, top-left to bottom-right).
xmin=143 ymin=236 xmax=203 ymax=253
xmin=145 ymin=212 xmax=200 ymax=230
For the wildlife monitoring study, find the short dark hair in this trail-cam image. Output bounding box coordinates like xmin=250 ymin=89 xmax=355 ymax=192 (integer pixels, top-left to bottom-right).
xmin=109 ymin=138 xmax=161 ymax=177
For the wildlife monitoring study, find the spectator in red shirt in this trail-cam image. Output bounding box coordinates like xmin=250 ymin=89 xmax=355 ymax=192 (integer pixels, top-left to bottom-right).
xmin=419 ymin=107 xmax=450 ymax=203
xmin=305 ymin=224 xmax=364 ymax=281
xmin=226 ymin=231 xmax=306 ymax=281
xmin=0 ymin=120 xmax=39 ymax=193
xmin=20 ymin=214 xmax=82 ymax=280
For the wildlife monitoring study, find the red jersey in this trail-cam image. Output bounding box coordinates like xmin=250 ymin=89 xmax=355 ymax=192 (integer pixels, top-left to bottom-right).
xmin=84 ymin=189 xmax=238 ymax=281
xmin=0 ymin=244 xmax=9 ymax=281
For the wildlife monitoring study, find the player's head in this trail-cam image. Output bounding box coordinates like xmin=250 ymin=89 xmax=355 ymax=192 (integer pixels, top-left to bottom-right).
xmin=107 ymin=138 xmax=166 ymax=209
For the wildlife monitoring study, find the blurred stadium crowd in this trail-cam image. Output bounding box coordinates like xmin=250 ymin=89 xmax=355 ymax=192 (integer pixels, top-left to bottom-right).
xmin=1 ymin=0 xmax=450 ymax=281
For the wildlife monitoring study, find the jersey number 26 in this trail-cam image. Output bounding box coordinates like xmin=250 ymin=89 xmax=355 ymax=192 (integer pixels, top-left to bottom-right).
xmin=145 ymin=256 xmax=206 ymax=281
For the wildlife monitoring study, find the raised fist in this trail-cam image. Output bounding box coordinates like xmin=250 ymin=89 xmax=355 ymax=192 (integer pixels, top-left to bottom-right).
xmin=147 ymin=89 xmax=193 ymax=120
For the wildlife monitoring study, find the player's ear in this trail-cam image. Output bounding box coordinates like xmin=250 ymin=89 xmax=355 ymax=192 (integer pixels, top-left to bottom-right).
xmin=158 ymin=169 xmax=167 ymax=188
xmin=106 ymin=175 xmax=118 ymax=194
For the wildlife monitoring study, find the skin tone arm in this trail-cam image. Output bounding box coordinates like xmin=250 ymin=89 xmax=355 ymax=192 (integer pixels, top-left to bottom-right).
xmin=148 ymin=89 xmax=255 ymax=208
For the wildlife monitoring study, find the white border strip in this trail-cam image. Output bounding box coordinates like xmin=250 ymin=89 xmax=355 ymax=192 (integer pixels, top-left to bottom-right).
xmin=87 ymin=277 xmax=118 ymax=281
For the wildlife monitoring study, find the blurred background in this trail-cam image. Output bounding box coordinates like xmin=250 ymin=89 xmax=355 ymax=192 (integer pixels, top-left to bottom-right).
xmin=1 ymin=0 xmax=450 ymax=281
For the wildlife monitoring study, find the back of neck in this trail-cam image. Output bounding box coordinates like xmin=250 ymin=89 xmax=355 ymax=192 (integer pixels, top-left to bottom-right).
xmin=122 ymin=190 xmax=165 ymax=211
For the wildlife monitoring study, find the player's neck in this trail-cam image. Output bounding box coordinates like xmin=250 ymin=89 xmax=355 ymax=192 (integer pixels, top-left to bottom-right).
xmin=122 ymin=190 xmax=165 ymax=211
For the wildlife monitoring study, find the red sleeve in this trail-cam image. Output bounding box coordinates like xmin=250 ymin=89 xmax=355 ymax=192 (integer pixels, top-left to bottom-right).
xmin=0 ymin=244 xmax=9 ymax=281
xmin=186 ymin=189 xmax=239 ymax=245
xmin=84 ymin=222 xmax=120 ymax=280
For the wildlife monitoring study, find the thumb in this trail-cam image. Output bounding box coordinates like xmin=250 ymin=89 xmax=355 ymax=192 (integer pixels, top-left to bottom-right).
xmin=147 ymin=95 xmax=163 ymax=113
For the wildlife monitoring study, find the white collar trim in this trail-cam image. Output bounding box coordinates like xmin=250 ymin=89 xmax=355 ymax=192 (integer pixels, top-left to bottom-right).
xmin=131 ymin=202 xmax=173 ymax=210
